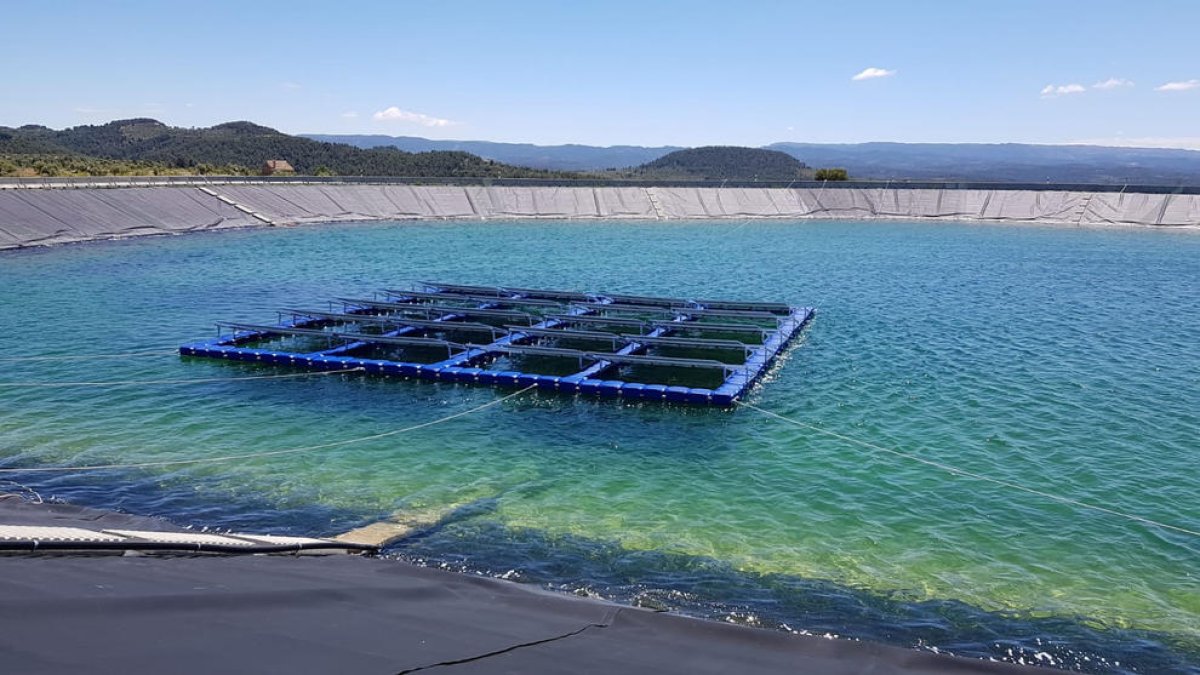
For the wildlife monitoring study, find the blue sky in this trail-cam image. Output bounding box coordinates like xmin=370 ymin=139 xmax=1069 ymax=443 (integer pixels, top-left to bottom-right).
xmin=6 ymin=1 xmax=1200 ymax=148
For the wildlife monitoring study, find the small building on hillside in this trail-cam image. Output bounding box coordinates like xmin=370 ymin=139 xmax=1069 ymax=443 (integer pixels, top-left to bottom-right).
xmin=261 ymin=160 xmax=295 ymax=176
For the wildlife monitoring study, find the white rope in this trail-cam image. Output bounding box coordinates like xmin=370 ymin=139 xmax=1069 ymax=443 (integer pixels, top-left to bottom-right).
xmin=727 ymin=217 xmax=755 ymax=234
xmin=0 ymin=349 xmax=180 ymax=362
xmin=0 ymin=479 xmax=44 ymax=504
xmin=0 ymin=367 xmax=364 ymax=388
xmin=737 ymin=401 xmax=1200 ymax=539
xmin=0 ymin=385 xmax=536 ymax=474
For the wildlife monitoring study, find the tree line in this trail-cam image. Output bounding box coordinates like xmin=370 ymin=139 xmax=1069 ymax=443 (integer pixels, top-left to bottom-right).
xmin=0 ymin=120 xmax=574 ymax=178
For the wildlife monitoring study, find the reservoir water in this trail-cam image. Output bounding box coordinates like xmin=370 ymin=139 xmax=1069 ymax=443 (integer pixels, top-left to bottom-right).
xmin=1 ymin=219 xmax=1196 ymax=672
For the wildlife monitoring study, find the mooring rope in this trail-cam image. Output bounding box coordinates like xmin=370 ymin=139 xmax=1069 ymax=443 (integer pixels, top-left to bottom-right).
xmin=0 ymin=367 xmax=365 ymax=388
xmin=727 ymin=217 xmax=755 ymax=234
xmin=0 ymin=385 xmax=536 ymax=474
xmin=737 ymin=401 xmax=1200 ymax=539
xmin=0 ymin=479 xmax=44 ymax=504
xmin=0 ymin=349 xmax=180 ymax=362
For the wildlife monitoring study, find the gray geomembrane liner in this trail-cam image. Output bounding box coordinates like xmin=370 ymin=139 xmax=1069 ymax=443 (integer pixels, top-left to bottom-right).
xmin=1 ymin=183 xmax=1197 ymax=250
xmin=0 ymin=186 xmax=258 ymax=248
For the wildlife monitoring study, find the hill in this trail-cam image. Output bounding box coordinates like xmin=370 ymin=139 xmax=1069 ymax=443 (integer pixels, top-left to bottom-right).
xmin=309 ymin=134 xmax=1200 ymax=183
xmin=765 ymin=142 xmax=1200 ymax=184
xmin=10 ymin=121 xmax=1200 ymax=183
xmin=303 ymin=134 xmax=682 ymax=172
xmin=626 ymin=146 xmax=811 ymax=181
xmin=0 ymin=120 xmax=572 ymax=178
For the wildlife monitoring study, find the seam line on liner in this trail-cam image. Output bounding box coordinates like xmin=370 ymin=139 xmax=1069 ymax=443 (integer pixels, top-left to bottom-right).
xmin=0 ymin=385 xmax=536 ymax=474
xmin=0 ymin=367 xmax=365 ymax=387
xmin=395 ymin=608 xmax=621 ymax=674
xmin=737 ymin=401 xmax=1200 ymax=539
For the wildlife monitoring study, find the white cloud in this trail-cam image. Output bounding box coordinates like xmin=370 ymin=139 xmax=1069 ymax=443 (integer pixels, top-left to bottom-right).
xmin=1155 ymin=79 xmax=1199 ymax=92
xmin=340 ymin=111 xmax=359 ymax=119
xmin=1040 ymin=83 xmax=1086 ymax=97
xmin=851 ymin=67 xmax=895 ymax=81
xmin=1092 ymin=78 xmax=1133 ymax=90
xmin=372 ymin=106 xmax=455 ymax=127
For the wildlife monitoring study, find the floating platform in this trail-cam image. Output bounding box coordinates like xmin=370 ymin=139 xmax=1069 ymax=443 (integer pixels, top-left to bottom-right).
xmin=179 ymin=283 xmax=814 ymax=406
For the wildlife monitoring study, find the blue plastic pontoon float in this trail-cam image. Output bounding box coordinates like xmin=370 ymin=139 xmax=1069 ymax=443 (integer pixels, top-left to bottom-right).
xmin=180 ymin=282 xmax=814 ymax=406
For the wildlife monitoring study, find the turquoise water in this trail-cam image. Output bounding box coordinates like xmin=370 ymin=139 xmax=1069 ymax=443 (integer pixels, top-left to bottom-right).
xmin=1 ymin=219 xmax=1197 ymax=672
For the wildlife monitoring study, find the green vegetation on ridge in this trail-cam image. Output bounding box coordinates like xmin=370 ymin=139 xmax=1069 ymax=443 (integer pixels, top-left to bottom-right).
xmin=1 ymin=120 xmax=844 ymax=182
xmin=814 ymin=168 xmax=848 ymax=181
xmin=621 ymin=146 xmax=813 ymax=181
xmin=0 ymin=153 xmax=251 ymax=177
xmin=0 ymin=119 xmax=574 ymax=178
xmin=316 ymin=133 xmax=1200 ymax=184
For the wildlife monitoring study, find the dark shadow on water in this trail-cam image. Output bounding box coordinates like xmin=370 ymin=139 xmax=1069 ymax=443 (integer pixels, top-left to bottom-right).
xmin=6 ymin=469 xmax=1198 ymax=674
xmin=158 ymin=364 xmax=751 ymax=460
xmin=389 ymin=520 xmax=1200 ymax=675
xmin=0 ymin=468 xmax=377 ymax=537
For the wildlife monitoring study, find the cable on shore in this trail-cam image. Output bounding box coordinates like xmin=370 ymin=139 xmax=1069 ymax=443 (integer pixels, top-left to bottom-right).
xmin=737 ymin=400 xmax=1200 ymax=539
xmin=0 ymin=385 xmax=536 ymax=474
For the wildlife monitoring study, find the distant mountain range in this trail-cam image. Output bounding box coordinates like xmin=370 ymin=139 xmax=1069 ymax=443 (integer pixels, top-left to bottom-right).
xmin=303 ymin=135 xmax=682 ymax=172
xmin=765 ymin=142 xmax=1200 ymax=184
xmin=6 ymin=120 xmax=1200 ymax=184
xmin=0 ymin=120 xmax=570 ymax=178
xmin=308 ymin=134 xmax=1200 ymax=184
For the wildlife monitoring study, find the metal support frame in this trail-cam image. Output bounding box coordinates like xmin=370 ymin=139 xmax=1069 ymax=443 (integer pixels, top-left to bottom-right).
xmin=185 ymin=285 xmax=814 ymax=406
xmin=216 ymin=322 xmax=467 ymax=358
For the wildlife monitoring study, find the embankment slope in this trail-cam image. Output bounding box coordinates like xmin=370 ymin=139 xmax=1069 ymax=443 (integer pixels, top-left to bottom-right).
xmin=2 ymin=183 xmax=1197 ymax=250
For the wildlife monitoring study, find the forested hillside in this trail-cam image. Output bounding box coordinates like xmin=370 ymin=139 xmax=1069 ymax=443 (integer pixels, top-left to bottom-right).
xmin=0 ymin=120 xmax=572 ymax=178
xmin=626 ymin=146 xmax=812 ymax=180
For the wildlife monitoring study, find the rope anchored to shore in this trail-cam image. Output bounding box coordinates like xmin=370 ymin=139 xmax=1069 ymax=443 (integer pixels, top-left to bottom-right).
xmin=0 ymin=385 xmax=536 ymax=474
xmin=737 ymin=400 xmax=1200 ymax=539
xmin=0 ymin=367 xmax=365 ymax=388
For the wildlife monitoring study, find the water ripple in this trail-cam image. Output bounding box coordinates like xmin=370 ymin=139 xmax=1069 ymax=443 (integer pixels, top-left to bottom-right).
xmin=1 ymin=219 xmax=1197 ymax=671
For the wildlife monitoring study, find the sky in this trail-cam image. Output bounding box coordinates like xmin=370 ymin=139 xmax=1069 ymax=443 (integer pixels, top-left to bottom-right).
xmin=5 ymin=0 xmax=1200 ymax=149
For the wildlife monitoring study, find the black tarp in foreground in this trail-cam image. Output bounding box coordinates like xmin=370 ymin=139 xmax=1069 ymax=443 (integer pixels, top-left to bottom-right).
xmin=0 ymin=496 xmax=1038 ymax=674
